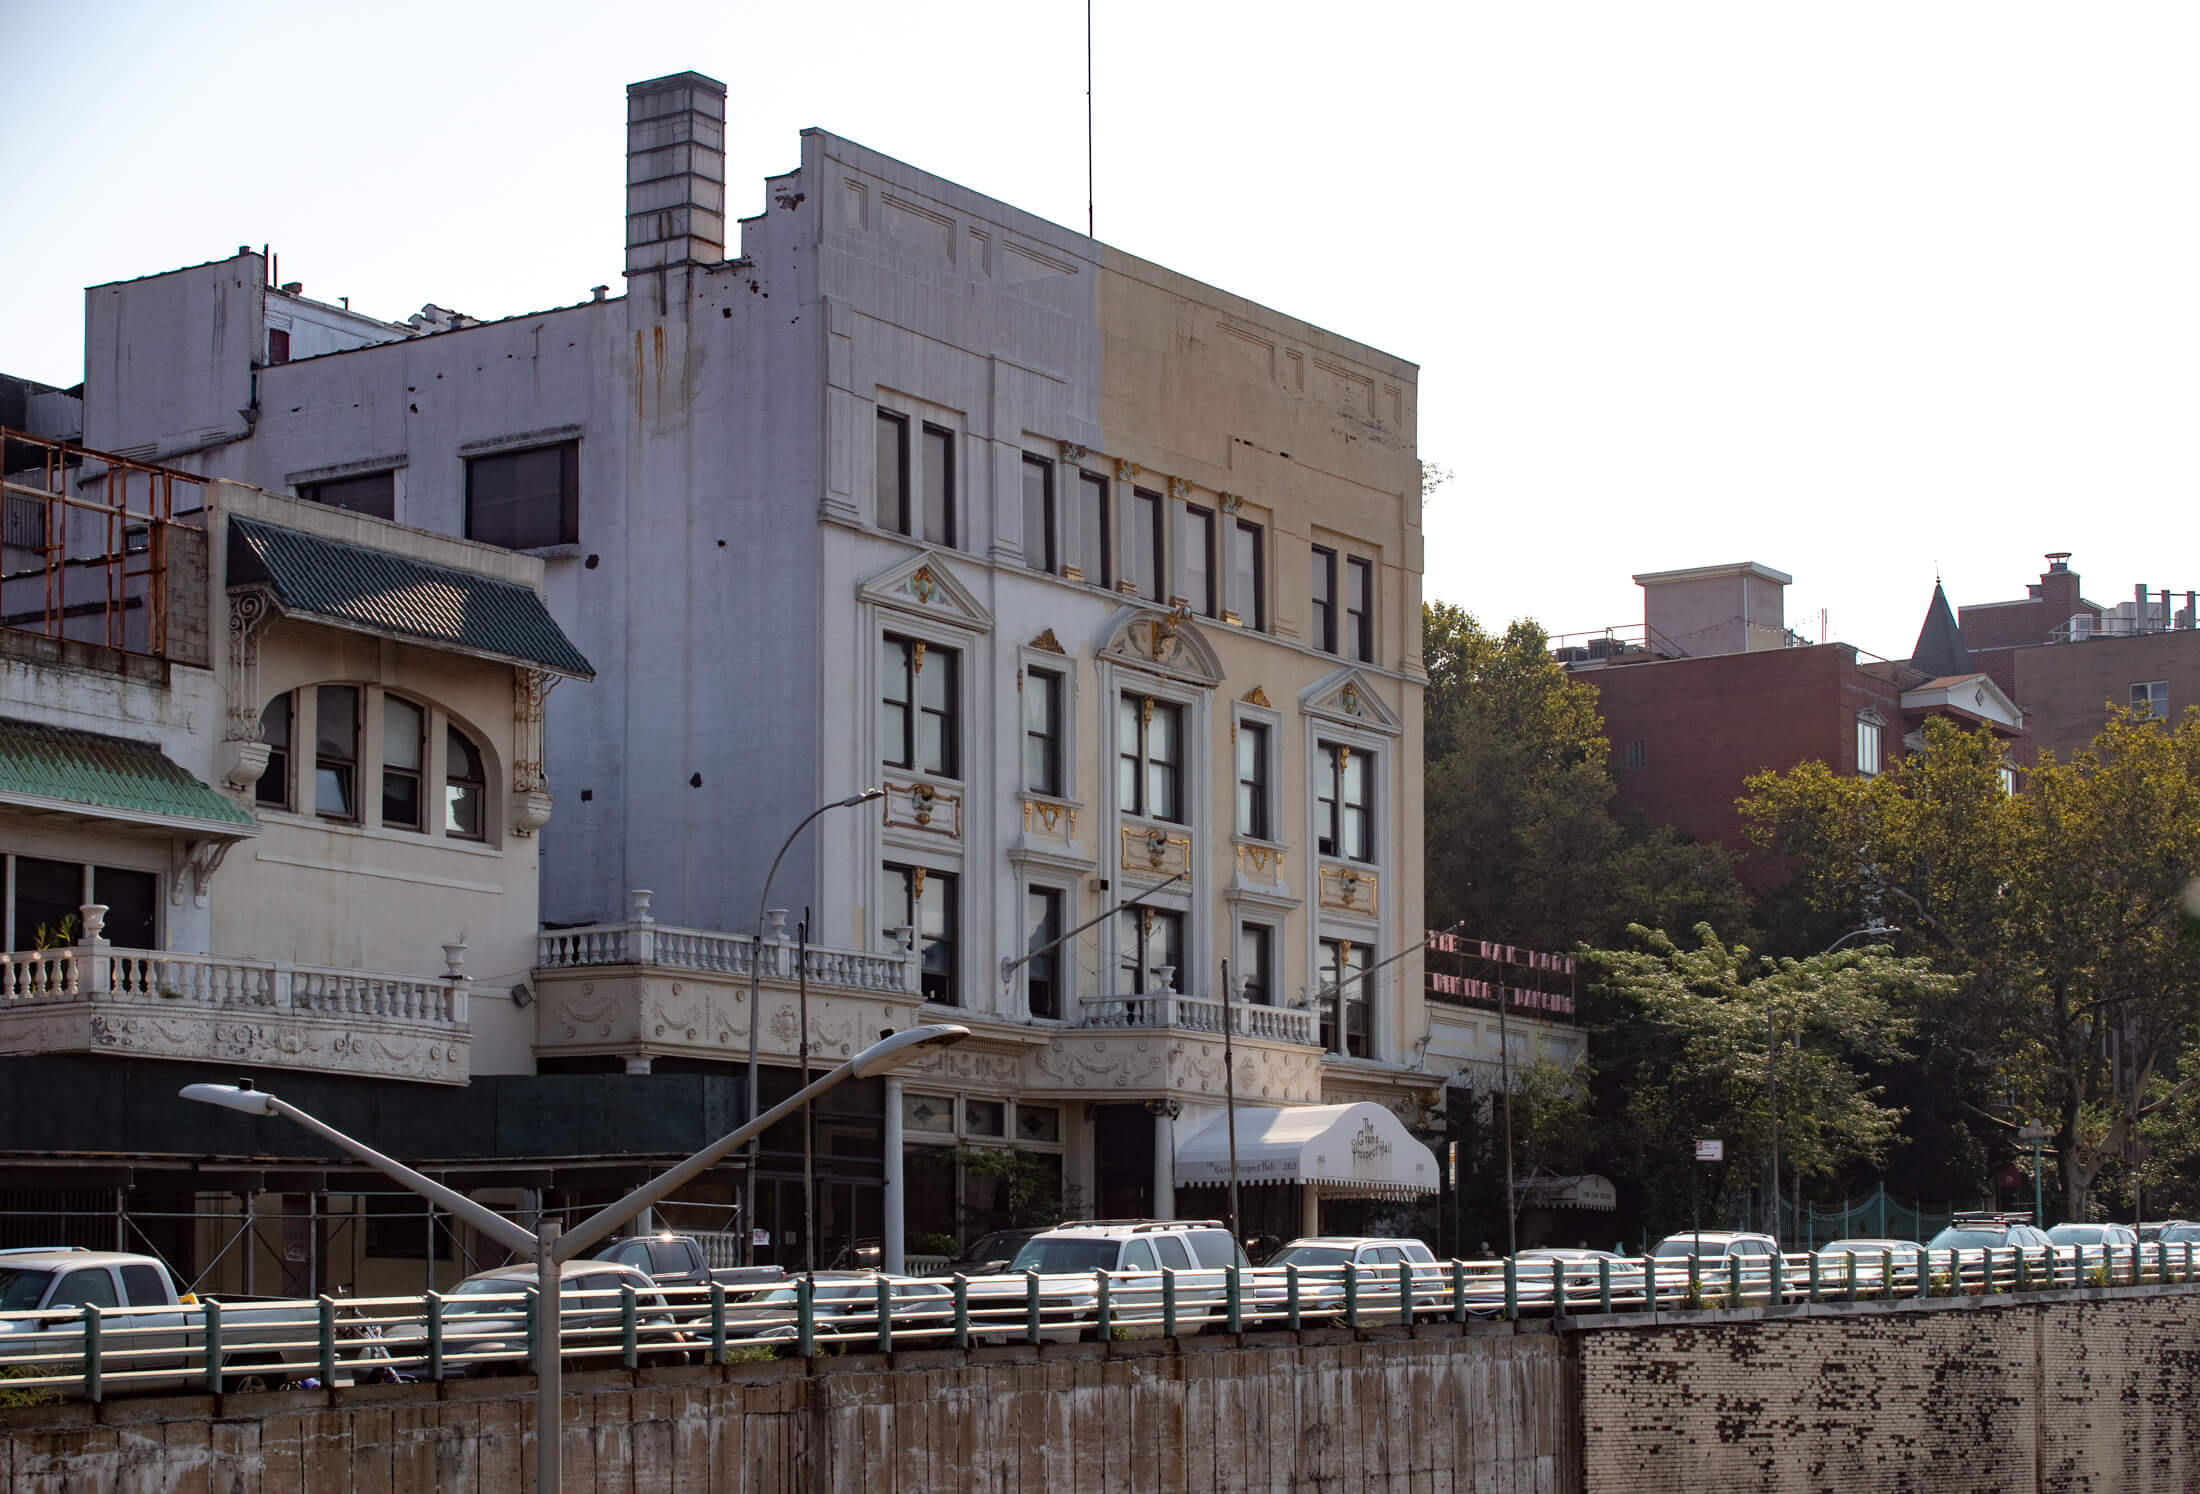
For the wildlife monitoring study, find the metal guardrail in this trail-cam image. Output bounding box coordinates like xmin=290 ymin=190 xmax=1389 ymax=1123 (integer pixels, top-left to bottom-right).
xmin=4 ymin=1244 xmax=2194 ymax=1400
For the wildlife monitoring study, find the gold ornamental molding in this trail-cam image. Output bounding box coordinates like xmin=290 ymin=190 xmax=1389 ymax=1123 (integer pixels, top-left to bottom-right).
xmin=884 ymin=779 xmax=962 ymax=838
xmin=1235 ymin=843 xmax=1285 ymax=878
xmin=1021 ymin=797 xmax=1078 ymax=838
xmin=1029 ymin=629 xmax=1067 ymax=655
xmin=1122 ymin=825 xmax=1192 ymax=878
xmin=1318 ymin=864 xmax=1378 ymax=916
xmin=1240 ymin=685 xmax=1272 ymax=709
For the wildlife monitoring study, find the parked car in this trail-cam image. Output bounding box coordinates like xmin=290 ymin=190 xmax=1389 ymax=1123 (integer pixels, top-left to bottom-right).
xmin=1925 ymin=1214 xmax=2056 ymax=1286
xmin=2045 ymin=1222 xmax=2139 ymax=1273
xmin=0 ymin=1249 xmax=334 ymax=1395
xmin=946 ymin=1228 xmax=1048 ymax=1277
xmin=1813 ymin=1239 xmax=1925 ymax=1293
xmin=2141 ymin=1220 xmax=2200 ymax=1246
xmin=1648 ymin=1232 xmax=1784 ymax=1303
xmin=381 ymin=1261 xmax=693 ymax=1376
xmin=1513 ymin=1248 xmax=1645 ymax=1307
xmin=590 ymin=1233 xmax=784 ymax=1298
xmin=727 ymin=1272 xmax=958 ymax=1346
xmin=992 ymin=1221 xmax=1249 ymax=1339
xmin=1251 ymin=1237 xmax=1446 ymax=1322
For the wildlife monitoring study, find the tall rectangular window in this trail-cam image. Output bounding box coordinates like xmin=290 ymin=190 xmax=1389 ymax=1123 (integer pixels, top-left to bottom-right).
xmin=381 ymin=696 xmax=424 ymax=830
xmin=1311 ymin=545 xmax=1338 ymax=653
xmin=256 ymin=694 xmax=292 ymax=809
xmin=1237 ymin=922 xmax=1273 ymax=1007
xmin=300 ymin=470 xmax=395 ymax=519
xmin=886 ymin=864 xmax=959 ymax=1006
xmin=1133 ymin=488 xmax=1164 ymax=601
xmin=1118 ymin=907 xmax=1185 ymax=994
xmin=465 ymin=441 xmax=578 ymax=550
xmin=1856 ymin=718 xmax=1882 ymax=777
xmin=2132 ymin=681 xmax=2169 ymax=719
xmin=1235 ymin=721 xmax=1270 ymax=840
xmin=1022 ymin=455 xmax=1055 ymax=572
xmin=882 ymin=635 xmax=959 ymax=777
xmin=1118 ymin=694 xmax=1183 ymax=823
xmin=445 ymin=726 xmax=487 ymax=840
xmin=1181 ymin=505 xmax=1216 ymax=617
xmin=921 ymin=424 xmax=956 ymax=547
xmin=876 ymin=410 xmax=910 ymax=533
xmin=1026 ymin=887 xmax=1063 ymax=1020
xmin=314 ymin=685 xmax=360 ymax=821
xmin=1318 ymin=938 xmax=1370 ymax=1057
xmin=1078 ymin=471 xmax=1113 ymax=587
xmin=1025 ymin=667 xmax=1063 ymax=797
xmin=1230 ymin=519 xmax=1265 ymax=630
xmin=1317 ymin=741 xmax=1374 ymax=862
xmin=1346 ymin=555 xmax=1374 ymax=662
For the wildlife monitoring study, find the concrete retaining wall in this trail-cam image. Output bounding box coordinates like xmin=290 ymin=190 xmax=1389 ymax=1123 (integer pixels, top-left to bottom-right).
xmin=6 ymin=1286 xmax=2195 ymax=1492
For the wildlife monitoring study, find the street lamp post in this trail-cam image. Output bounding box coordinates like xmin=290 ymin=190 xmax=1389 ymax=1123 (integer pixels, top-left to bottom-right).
xmin=745 ymin=789 xmax=885 ymax=1266
xmin=2017 ymin=1119 xmax=2052 ymax=1224
xmin=184 ymin=1022 xmax=967 ymax=1494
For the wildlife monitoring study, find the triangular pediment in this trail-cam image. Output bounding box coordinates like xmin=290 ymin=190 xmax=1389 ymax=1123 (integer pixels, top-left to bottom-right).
xmin=1901 ymin=672 xmax=2023 ymax=733
xmin=1301 ymin=667 xmax=1402 ymax=735
xmin=857 ymin=551 xmax=992 ymax=632
xmin=1096 ymin=606 xmax=1223 ymax=686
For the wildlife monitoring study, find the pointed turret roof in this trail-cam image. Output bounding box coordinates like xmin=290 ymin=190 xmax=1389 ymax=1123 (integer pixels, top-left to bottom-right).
xmin=1909 ymin=582 xmax=1972 ymax=678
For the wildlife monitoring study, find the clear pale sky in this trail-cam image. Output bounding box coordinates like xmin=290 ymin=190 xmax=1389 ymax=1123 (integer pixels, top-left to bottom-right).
xmin=4 ymin=1 xmax=2188 ymax=659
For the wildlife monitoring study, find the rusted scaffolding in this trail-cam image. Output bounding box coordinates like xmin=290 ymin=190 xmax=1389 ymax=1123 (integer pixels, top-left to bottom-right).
xmin=0 ymin=428 xmax=206 ymax=659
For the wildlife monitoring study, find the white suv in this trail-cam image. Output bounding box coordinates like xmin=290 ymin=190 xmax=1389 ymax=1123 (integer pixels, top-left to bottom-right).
xmin=995 ymin=1221 xmax=1250 ymax=1339
xmin=1254 ymin=1237 xmax=1444 ymax=1322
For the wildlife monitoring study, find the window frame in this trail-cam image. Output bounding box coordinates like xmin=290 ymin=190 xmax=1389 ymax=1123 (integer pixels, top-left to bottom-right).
xmin=1118 ymin=693 xmax=1186 ymax=824
xmin=257 ymin=692 xmax=294 ymax=810
xmin=1118 ymin=905 xmax=1186 ymax=994
xmin=875 ymin=409 xmax=911 ymax=535
xmin=1180 ymin=503 xmax=1217 ymax=617
xmin=1024 ymin=883 xmax=1065 ymax=1021
xmin=1315 ymin=740 xmax=1376 ymax=864
xmin=314 ymin=684 xmax=362 ymax=824
xmin=5 ymin=853 xmax=163 ymax=952
xmin=1021 ymin=454 xmax=1056 ymax=574
xmin=1077 ymin=469 xmax=1113 ymax=588
xmin=1229 ymin=517 xmax=1266 ymax=631
xmin=253 ymin=685 xmax=496 ymax=847
xmin=885 ymin=862 xmax=960 ymax=1007
xmin=1132 ymin=488 xmax=1166 ymax=602
xmin=1235 ymin=718 xmax=1272 ymax=841
xmin=299 ymin=469 xmax=397 ymax=520
xmin=1311 ymin=545 xmax=1338 ymax=653
xmin=1235 ymin=919 xmax=1274 ymax=1007
xmin=920 ymin=422 xmax=957 ymax=549
xmin=464 ymin=440 xmax=579 ymax=551
xmin=445 ymin=721 xmax=489 ymax=841
xmin=1024 ymin=665 xmax=1064 ymax=798
xmin=882 ymin=632 xmax=961 ymax=780
xmin=1345 ymin=555 xmax=1374 ymax=662
xmin=1856 ymin=714 xmax=1884 ymax=778
xmin=1317 ymin=935 xmax=1372 ymax=1058
xmin=2132 ymin=681 xmax=2169 ymax=719
xmin=381 ymin=694 xmax=426 ymax=831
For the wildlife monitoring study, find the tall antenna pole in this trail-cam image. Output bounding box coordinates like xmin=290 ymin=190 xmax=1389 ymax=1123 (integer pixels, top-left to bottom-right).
xmin=1086 ymin=0 xmax=1096 ymax=238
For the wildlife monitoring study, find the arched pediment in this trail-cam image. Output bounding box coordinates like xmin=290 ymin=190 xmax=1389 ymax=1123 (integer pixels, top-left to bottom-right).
xmin=1096 ymin=606 xmax=1224 ymax=687
xmin=1301 ymin=666 xmax=1402 ymax=735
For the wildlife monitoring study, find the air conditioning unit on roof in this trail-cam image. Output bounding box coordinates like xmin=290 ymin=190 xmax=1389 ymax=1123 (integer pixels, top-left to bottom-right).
xmin=2067 ymin=613 xmax=2092 ymax=641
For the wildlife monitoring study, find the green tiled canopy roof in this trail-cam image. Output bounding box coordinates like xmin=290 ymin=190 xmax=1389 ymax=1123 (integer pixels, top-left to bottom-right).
xmin=228 ymin=516 xmax=593 ymax=678
xmin=0 ymin=719 xmax=255 ymax=832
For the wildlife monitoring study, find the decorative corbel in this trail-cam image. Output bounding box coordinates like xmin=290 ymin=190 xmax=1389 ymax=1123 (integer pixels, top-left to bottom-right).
xmin=1115 ymin=459 xmax=1141 ymax=482
xmin=170 ymin=838 xmax=236 ymax=908
xmin=1168 ymin=477 xmax=1191 ymax=501
xmin=511 ymin=668 xmax=560 ymax=836
xmin=1059 ymin=441 xmax=1087 ymax=463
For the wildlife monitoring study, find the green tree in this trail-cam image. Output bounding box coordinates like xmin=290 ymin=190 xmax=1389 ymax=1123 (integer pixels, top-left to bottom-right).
xmin=1583 ymin=925 xmax=1940 ymax=1239
xmin=1743 ymin=709 xmax=2200 ymax=1219
xmin=1422 ymin=602 xmax=1750 ymax=950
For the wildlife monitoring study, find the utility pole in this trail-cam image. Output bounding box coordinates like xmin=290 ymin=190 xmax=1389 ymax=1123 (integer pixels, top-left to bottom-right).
xmin=1767 ymin=1010 xmax=1780 ymax=1240
xmin=1220 ymin=957 xmax=1241 ymax=1245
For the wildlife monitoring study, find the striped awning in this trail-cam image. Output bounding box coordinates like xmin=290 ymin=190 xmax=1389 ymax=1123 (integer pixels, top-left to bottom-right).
xmin=1175 ymin=1102 xmax=1438 ymax=1199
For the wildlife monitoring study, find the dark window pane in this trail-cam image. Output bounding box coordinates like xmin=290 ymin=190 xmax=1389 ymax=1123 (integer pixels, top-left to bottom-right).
xmin=922 ymin=425 xmax=955 ymax=547
xmin=1237 ymin=923 xmax=1272 ymax=1006
xmin=465 ymin=442 xmax=578 ymax=550
xmin=1022 ymin=456 xmax=1054 ymax=572
xmin=267 ymin=328 xmax=291 ymax=366
xmin=1347 ymin=556 xmax=1373 ymax=661
xmin=1236 ymin=722 xmax=1269 ymax=840
xmin=1231 ymin=520 xmax=1265 ymax=630
xmin=1133 ymin=490 xmax=1163 ymax=601
xmin=1182 ymin=506 xmax=1215 ymax=616
xmin=1025 ymin=669 xmax=1062 ymax=796
xmin=12 ymin=857 xmax=80 ymax=951
xmin=1146 ymin=701 xmax=1181 ymax=823
xmin=1027 ymin=887 xmax=1062 ymax=1020
xmin=445 ymin=725 xmax=486 ymax=840
xmin=882 ymin=636 xmax=914 ymax=769
xmin=92 ymin=867 xmax=157 ymax=950
xmin=382 ymin=697 xmax=424 ymax=830
xmin=876 ymin=411 xmax=909 ymax=533
xmin=301 ymin=471 xmax=395 ymax=520
xmin=1117 ymin=695 xmax=1141 ymax=811
xmin=119 ymin=1265 xmax=168 ymax=1307
xmin=1078 ymin=472 xmax=1112 ymax=586
xmin=1311 ymin=546 xmax=1337 ymax=653
xmin=917 ymin=645 xmax=958 ymax=777
xmin=1316 ymin=743 xmax=1339 ymax=857
xmin=1341 ymin=748 xmax=1373 ymax=862
xmin=256 ymin=694 xmax=292 ymax=808
xmin=315 ymin=685 xmax=359 ymax=820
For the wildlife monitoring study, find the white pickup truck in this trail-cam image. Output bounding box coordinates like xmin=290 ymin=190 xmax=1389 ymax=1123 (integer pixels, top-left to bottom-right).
xmin=0 ymin=1247 xmax=336 ymax=1396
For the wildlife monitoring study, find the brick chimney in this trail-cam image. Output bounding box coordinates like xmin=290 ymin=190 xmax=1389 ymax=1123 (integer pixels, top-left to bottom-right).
xmin=2038 ymin=553 xmax=2080 ymax=622
xmin=625 ymin=72 xmax=727 ymax=277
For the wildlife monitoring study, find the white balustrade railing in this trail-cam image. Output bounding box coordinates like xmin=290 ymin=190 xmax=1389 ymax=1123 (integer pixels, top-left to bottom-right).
xmin=1 ymin=946 xmax=465 ymax=1028
xmin=1079 ymin=991 xmax=1318 ymax=1046
xmin=536 ymin=922 xmax=914 ymax=994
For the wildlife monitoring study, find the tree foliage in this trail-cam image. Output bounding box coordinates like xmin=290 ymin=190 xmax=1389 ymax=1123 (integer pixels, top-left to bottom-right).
xmin=1421 ymin=602 xmax=1751 ymax=951
xmin=1742 ymin=708 xmax=2200 ymax=1219
xmin=1582 ymin=925 xmax=1941 ymax=1239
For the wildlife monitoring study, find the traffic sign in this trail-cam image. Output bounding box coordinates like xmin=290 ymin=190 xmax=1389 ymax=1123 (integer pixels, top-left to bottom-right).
xmin=1694 ymin=1139 xmax=1724 ymax=1162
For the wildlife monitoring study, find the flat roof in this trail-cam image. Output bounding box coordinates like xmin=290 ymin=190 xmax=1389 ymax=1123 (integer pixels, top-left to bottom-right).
xmin=1633 ymin=561 xmax=1793 ymax=587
